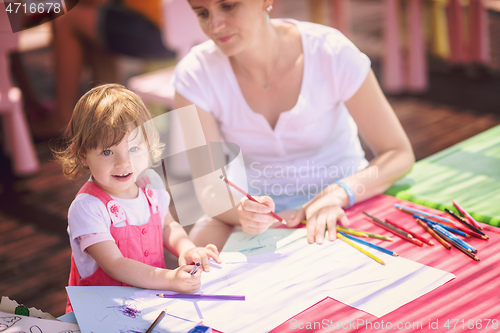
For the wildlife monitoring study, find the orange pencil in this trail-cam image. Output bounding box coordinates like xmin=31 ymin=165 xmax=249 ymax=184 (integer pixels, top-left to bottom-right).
xmin=416 ymin=219 xmax=451 ymax=250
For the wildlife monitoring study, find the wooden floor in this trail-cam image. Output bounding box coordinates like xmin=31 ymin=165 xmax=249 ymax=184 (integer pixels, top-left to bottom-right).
xmin=1 ymin=0 xmax=500 ymax=318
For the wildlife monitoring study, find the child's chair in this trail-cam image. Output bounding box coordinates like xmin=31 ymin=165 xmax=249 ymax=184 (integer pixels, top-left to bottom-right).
xmin=127 ymin=0 xmax=207 ymax=178
xmin=0 ymin=7 xmax=40 ymax=176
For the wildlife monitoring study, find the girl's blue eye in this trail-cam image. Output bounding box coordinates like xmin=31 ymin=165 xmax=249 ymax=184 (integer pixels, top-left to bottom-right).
xmin=102 ymin=150 xmax=112 ymax=156
xmin=129 ymin=146 xmax=139 ymax=153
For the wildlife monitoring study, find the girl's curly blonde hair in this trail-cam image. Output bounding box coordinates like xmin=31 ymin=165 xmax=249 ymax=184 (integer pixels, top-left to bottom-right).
xmin=54 ymin=84 xmax=164 ymax=179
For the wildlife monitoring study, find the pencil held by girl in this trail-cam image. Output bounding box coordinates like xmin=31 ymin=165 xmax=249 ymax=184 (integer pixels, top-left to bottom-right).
xmin=53 ymin=84 xmax=221 ymax=313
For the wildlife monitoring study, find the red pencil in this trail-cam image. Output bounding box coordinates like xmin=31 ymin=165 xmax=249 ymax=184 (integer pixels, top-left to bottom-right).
xmin=220 ymin=175 xmax=287 ymax=225
xmin=453 ymin=200 xmax=482 ymax=230
xmin=385 ymin=218 xmax=434 ymax=246
xmin=362 ymin=212 xmax=423 ymax=247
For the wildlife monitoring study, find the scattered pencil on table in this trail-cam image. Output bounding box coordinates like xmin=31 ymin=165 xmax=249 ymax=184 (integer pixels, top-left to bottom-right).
xmin=337 ymin=232 xmax=386 ymax=265
xmin=190 ymin=262 xmax=200 ymax=275
xmin=453 ymin=200 xmax=482 ymax=230
xmin=385 ymin=218 xmax=434 ymax=246
xmin=363 ymin=211 xmax=423 ymax=246
xmin=445 ymin=208 xmax=488 ymax=239
xmin=157 ymin=293 xmax=246 ymax=301
xmin=339 ymin=232 xmax=398 ymax=257
xmin=220 ymin=175 xmax=286 ymax=225
xmin=145 ymin=310 xmax=166 ymax=333
xmin=416 ymin=219 xmax=451 ymax=250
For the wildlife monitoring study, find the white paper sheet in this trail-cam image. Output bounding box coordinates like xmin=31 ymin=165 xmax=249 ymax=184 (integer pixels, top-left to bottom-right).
xmin=0 ymin=310 xmax=80 ymax=332
xmin=66 ymin=286 xmax=197 ymax=333
xmin=145 ymin=231 xmax=455 ymax=333
xmin=67 ymin=229 xmax=455 ymax=333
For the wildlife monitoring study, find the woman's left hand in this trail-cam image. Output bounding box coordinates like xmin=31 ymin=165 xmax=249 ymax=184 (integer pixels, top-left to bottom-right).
xmin=287 ymin=185 xmax=350 ymax=244
xmin=179 ymin=244 xmax=222 ymax=272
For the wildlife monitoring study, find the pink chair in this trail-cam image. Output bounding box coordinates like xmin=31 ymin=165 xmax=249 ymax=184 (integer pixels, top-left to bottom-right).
xmin=382 ymin=0 xmax=427 ymax=93
xmin=0 ymin=7 xmax=40 ymax=176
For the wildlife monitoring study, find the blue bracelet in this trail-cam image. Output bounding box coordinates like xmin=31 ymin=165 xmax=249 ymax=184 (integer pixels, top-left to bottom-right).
xmin=334 ymin=181 xmax=355 ymax=208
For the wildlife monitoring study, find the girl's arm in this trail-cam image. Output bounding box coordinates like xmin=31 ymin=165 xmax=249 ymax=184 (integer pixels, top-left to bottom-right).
xmin=288 ymin=69 xmax=415 ymax=243
xmin=163 ymin=211 xmax=221 ymax=271
xmin=86 ymin=241 xmax=200 ymax=292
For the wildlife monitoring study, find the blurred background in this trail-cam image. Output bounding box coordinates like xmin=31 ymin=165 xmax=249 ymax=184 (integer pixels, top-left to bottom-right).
xmin=1 ymin=0 xmax=499 ymax=317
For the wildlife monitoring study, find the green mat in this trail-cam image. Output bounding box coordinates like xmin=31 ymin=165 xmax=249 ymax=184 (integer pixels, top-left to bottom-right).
xmin=385 ymin=125 xmax=500 ymax=227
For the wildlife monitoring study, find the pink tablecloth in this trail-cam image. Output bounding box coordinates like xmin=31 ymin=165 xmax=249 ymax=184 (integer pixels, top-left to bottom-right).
xmin=270 ymin=194 xmax=500 ymax=333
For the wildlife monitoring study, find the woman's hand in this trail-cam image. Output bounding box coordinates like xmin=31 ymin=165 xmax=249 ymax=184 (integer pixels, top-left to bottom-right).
xmin=287 ymin=184 xmax=350 ymax=244
xmin=166 ymin=265 xmax=202 ymax=293
xmin=179 ymin=244 xmax=221 ymax=272
xmin=238 ymin=196 xmax=280 ymax=234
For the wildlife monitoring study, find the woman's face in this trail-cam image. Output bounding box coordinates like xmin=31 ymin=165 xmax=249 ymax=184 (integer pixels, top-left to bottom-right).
xmin=188 ymin=0 xmax=270 ymax=56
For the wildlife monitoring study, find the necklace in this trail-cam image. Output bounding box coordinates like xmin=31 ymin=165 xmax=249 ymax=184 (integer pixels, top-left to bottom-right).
xmin=235 ymin=38 xmax=282 ymax=90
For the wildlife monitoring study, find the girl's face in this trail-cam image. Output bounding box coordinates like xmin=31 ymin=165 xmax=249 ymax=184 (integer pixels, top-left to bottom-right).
xmin=81 ymin=127 xmax=149 ymax=199
xmin=189 ymin=0 xmax=270 ymax=56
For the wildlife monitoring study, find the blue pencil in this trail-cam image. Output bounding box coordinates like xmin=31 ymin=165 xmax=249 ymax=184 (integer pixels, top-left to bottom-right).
xmin=414 ymin=215 xmax=471 ymax=238
xmin=339 ymin=232 xmax=398 ymax=257
xmin=432 ymin=225 xmax=477 ymax=254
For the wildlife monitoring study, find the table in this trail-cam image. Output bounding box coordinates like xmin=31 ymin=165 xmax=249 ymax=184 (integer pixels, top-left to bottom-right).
xmin=386 ymin=124 xmax=500 ymax=227
xmin=269 ymin=194 xmax=500 ymax=333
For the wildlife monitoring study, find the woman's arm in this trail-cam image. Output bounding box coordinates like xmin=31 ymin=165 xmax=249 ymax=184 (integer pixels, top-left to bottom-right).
xmin=288 ymin=69 xmax=414 ymax=243
xmin=342 ymin=68 xmax=415 ymax=199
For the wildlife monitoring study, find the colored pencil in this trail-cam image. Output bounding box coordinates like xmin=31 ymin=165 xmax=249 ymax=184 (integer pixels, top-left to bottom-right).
xmin=145 ymin=310 xmax=166 ymax=333
xmin=453 ymin=200 xmax=482 ymax=230
xmin=431 ymin=224 xmax=477 ymax=253
xmin=363 ymin=212 xmax=423 ymax=246
xmin=395 ymin=204 xmax=457 ymax=225
xmin=190 ymin=262 xmax=200 ymax=275
xmin=415 ymin=214 xmax=472 ymax=238
xmin=362 ymin=231 xmax=393 ymax=242
xmin=220 ymin=175 xmax=286 ymax=225
xmin=416 ymin=219 xmax=451 ymax=250
xmin=337 ymin=233 xmax=386 ymax=265
xmin=157 ymin=293 xmax=246 ymax=301
xmin=433 ymin=229 xmax=480 ymax=261
xmin=445 ymin=208 xmax=487 ymax=238
xmin=339 ymin=232 xmax=398 ymax=256
xmin=385 ymin=218 xmax=434 ymax=246
xmin=336 ymin=226 xmax=368 ymax=237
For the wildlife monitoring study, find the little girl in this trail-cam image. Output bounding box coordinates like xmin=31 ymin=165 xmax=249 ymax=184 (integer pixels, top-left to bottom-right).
xmin=54 ymin=84 xmax=220 ymax=312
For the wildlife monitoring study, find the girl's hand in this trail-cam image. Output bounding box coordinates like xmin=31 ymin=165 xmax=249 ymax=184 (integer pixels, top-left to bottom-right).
xmin=287 ymin=185 xmax=350 ymax=244
xmin=238 ymin=196 xmax=278 ymax=234
xmin=166 ymin=265 xmax=202 ymax=293
xmin=179 ymin=244 xmax=221 ymax=272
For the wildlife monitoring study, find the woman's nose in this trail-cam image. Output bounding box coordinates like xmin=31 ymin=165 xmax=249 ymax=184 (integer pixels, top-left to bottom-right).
xmin=208 ymin=11 xmax=225 ymax=34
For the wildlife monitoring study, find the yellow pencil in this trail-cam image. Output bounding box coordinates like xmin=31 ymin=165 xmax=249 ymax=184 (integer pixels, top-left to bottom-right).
xmin=337 ymin=233 xmax=386 ymax=266
xmin=362 ymin=231 xmax=393 ymax=242
xmin=336 ymin=226 xmax=369 ymax=238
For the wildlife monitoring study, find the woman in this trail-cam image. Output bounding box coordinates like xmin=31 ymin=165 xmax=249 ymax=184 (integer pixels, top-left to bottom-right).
xmin=173 ymin=0 xmax=414 ymax=247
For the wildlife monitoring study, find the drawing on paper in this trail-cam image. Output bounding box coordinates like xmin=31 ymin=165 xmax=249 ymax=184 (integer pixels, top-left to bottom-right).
xmin=0 ymin=315 xmax=21 ymax=332
xmin=108 ymin=299 xmax=141 ymax=319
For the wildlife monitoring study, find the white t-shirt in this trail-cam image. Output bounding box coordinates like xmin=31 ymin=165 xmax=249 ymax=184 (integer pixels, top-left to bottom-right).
xmin=173 ymin=19 xmax=370 ymax=211
xmin=67 ymin=171 xmax=170 ymax=278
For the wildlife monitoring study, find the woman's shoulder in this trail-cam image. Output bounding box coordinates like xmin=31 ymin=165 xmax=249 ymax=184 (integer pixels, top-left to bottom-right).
xmin=278 ymin=19 xmax=356 ymax=52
